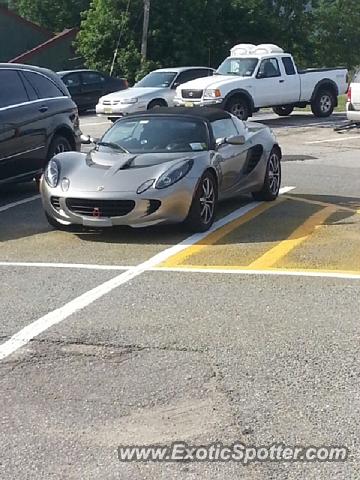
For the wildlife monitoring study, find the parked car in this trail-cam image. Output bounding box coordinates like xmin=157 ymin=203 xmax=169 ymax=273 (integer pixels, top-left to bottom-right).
xmin=95 ymin=67 xmax=214 ymax=121
xmin=0 ymin=63 xmax=81 ymax=186
xmin=41 ymin=107 xmax=281 ymax=232
xmin=174 ymin=44 xmax=349 ymax=120
xmin=58 ymin=69 xmax=128 ymax=113
xmin=346 ymin=70 xmax=360 ymax=123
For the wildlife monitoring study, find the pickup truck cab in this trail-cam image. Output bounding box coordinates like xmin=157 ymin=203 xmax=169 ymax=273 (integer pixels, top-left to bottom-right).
xmin=175 ymin=44 xmax=348 ymax=120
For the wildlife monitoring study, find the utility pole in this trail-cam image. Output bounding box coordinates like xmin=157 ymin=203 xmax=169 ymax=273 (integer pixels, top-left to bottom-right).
xmin=141 ymin=0 xmax=150 ymax=61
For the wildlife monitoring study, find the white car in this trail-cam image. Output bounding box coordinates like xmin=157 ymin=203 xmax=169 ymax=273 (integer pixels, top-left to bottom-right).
xmin=175 ymin=44 xmax=348 ymax=120
xmin=346 ymin=70 xmax=360 ymax=123
xmin=96 ymin=67 xmax=214 ymax=120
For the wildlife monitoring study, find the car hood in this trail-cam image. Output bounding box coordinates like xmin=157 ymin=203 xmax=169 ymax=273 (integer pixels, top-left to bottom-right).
xmin=177 ymin=75 xmax=249 ymax=92
xmin=57 ymin=150 xmax=205 ymax=192
xmin=101 ymin=87 xmax=165 ymax=101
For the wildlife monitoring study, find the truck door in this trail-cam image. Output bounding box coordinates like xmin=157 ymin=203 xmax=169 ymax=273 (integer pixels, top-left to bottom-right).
xmin=279 ymin=57 xmax=301 ymax=104
xmin=254 ymin=58 xmax=285 ymax=107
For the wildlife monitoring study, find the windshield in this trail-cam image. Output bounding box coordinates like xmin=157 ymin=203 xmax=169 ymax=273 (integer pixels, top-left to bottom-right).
xmin=135 ymin=72 xmax=177 ymax=88
xmin=216 ymin=58 xmax=258 ymax=77
xmin=101 ymin=116 xmax=209 ymax=154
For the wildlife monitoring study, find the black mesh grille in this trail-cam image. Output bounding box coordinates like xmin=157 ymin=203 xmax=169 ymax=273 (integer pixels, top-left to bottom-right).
xmin=65 ymin=198 xmax=135 ymax=217
xmin=51 ymin=196 xmax=61 ymax=211
xmin=181 ymin=89 xmax=203 ymax=99
xmin=243 ymin=145 xmax=264 ymax=174
xmin=146 ymin=200 xmax=161 ymax=216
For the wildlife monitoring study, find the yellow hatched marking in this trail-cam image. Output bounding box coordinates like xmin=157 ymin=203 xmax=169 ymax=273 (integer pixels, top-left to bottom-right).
xmin=161 ymin=200 xmax=284 ymax=268
xmin=284 ymin=195 xmax=358 ymax=213
xmin=248 ymin=205 xmax=336 ymax=270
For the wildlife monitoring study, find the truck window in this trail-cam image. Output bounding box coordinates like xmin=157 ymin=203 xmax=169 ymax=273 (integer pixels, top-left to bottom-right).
xmin=257 ymin=59 xmax=281 ymax=79
xmin=282 ymin=57 xmax=296 ymax=76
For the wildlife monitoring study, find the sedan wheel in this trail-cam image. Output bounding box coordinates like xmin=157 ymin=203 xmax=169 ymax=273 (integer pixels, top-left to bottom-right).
xmin=185 ymin=172 xmax=217 ymax=232
xmin=252 ymin=149 xmax=281 ymax=201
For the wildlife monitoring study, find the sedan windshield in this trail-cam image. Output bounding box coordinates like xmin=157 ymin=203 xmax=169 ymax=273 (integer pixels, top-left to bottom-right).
xmin=101 ymin=116 xmax=209 ymax=154
xmin=216 ymin=58 xmax=258 ymax=77
xmin=135 ymin=72 xmax=177 ymax=88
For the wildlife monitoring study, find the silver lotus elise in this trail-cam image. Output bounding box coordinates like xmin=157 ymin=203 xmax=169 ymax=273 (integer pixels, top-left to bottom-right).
xmin=41 ymin=107 xmax=282 ymax=232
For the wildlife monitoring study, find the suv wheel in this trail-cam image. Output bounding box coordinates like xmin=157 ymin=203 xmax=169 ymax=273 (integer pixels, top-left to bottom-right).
xmin=48 ymin=135 xmax=72 ymax=160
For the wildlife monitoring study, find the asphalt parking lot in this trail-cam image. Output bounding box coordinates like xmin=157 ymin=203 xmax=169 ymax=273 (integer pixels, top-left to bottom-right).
xmin=1 ymin=111 xmax=360 ymax=479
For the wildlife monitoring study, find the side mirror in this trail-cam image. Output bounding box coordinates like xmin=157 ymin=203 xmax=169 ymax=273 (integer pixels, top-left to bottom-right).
xmin=80 ymin=134 xmax=96 ymax=145
xmin=226 ymin=134 xmax=246 ymax=145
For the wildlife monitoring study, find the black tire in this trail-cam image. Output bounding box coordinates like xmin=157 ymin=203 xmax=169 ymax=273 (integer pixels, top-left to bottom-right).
xmin=185 ymin=171 xmax=217 ymax=232
xmin=109 ymin=118 xmax=119 ymax=123
xmin=148 ymin=99 xmax=167 ymax=109
xmin=225 ymin=96 xmax=250 ymax=120
xmin=45 ymin=212 xmax=74 ymax=231
xmin=252 ymin=148 xmax=281 ymax=201
xmin=273 ymin=105 xmax=294 ymax=117
xmin=311 ymin=89 xmax=335 ymax=118
xmin=47 ymin=135 xmax=72 ymax=161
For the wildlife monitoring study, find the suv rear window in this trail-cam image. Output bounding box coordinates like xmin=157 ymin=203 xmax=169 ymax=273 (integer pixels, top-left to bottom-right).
xmin=23 ymin=71 xmax=64 ymax=99
xmin=0 ymin=70 xmax=29 ymax=108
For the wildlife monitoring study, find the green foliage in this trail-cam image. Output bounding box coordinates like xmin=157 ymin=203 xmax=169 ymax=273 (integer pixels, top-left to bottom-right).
xmin=14 ymin=0 xmax=90 ymax=32
xmin=74 ymin=0 xmax=360 ymax=82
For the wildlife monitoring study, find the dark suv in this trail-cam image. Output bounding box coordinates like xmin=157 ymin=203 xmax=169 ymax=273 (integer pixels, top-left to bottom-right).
xmin=0 ymin=64 xmax=81 ymax=186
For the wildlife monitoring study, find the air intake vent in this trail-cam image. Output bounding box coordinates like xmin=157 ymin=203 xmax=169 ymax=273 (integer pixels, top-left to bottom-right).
xmin=65 ymin=199 xmax=135 ymax=217
xmin=243 ymin=145 xmax=264 ymax=174
xmin=146 ymin=200 xmax=161 ymax=216
xmin=51 ymin=196 xmax=61 ymax=211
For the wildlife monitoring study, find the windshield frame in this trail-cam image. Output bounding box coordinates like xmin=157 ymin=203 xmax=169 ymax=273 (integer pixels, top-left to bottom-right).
xmin=100 ymin=114 xmax=211 ymax=155
xmin=216 ymin=57 xmax=259 ymax=77
xmin=134 ymin=71 xmax=178 ymax=89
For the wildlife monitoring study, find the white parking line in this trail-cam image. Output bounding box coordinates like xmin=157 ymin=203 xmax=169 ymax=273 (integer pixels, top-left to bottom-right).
xmin=305 ymin=136 xmax=359 ymax=145
xmin=0 ymin=195 xmax=40 ymax=213
xmin=0 ymin=186 xmax=294 ymax=361
xmin=80 ymin=121 xmax=110 ymax=126
xmin=0 ymin=262 xmax=129 ymax=271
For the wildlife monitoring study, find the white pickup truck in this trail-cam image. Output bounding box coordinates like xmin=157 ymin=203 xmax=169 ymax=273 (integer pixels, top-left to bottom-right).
xmin=175 ymin=44 xmax=348 ymax=120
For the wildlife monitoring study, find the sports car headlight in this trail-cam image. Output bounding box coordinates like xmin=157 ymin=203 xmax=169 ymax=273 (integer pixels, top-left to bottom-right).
xmin=44 ymin=159 xmax=60 ymax=188
xmin=203 ymin=88 xmax=222 ymax=99
xmin=120 ymin=98 xmax=138 ymax=104
xmin=155 ymin=160 xmax=194 ymax=189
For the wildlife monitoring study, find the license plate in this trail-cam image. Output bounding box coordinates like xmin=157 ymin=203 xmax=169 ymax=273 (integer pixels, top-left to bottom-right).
xmin=184 ymin=102 xmax=194 ymax=107
xmin=104 ymin=107 xmax=113 ymax=114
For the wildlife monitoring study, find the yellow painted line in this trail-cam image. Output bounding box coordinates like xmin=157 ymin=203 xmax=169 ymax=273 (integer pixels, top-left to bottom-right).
xmin=284 ymin=195 xmax=358 ymax=213
xmin=248 ymin=205 xmax=336 ymax=270
xmin=161 ymin=200 xmax=284 ymax=268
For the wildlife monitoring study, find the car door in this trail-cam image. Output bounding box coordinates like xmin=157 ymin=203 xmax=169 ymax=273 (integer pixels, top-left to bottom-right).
xmin=80 ymin=71 xmax=106 ymax=109
xmin=0 ymin=69 xmax=43 ymax=182
xmin=254 ymin=58 xmax=284 ymax=107
xmin=61 ymin=72 xmax=82 ymax=107
xmin=212 ymin=117 xmax=248 ymax=196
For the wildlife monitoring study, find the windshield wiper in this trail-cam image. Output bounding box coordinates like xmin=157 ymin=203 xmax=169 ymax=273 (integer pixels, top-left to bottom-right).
xmin=97 ymin=141 xmax=129 ymax=153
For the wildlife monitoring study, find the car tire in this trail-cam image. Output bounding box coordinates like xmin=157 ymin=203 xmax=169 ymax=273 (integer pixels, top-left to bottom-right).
xmin=252 ymin=148 xmax=281 ymax=201
xmin=273 ymin=105 xmax=294 ymax=116
xmin=311 ymin=89 xmax=335 ymax=117
xmin=185 ymin=171 xmax=217 ymax=232
xmin=45 ymin=212 xmax=74 ymax=231
xmin=148 ymin=99 xmax=167 ymax=109
xmin=47 ymin=135 xmax=72 ymax=160
xmin=225 ymin=96 xmax=250 ymax=120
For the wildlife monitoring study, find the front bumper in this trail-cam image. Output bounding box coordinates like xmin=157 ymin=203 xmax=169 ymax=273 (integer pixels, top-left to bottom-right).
xmin=41 ymin=178 xmax=196 ymax=228
xmin=96 ymin=102 xmax=147 ymax=117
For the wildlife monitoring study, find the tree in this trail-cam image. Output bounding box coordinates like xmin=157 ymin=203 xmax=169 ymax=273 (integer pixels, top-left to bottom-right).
xmin=311 ymin=0 xmax=360 ymax=70
xmin=14 ymin=0 xmax=90 ymax=32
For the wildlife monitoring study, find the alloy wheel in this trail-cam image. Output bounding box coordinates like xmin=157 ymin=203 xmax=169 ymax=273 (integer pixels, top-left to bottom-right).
xmin=199 ymin=177 xmax=215 ymax=224
xmin=268 ymin=152 xmax=281 ymax=195
xmin=320 ymin=94 xmax=332 ymax=114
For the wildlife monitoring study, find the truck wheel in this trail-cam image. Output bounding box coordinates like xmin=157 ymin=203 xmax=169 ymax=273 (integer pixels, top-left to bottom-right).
xmin=252 ymin=148 xmax=281 ymax=201
xmin=226 ymin=96 xmax=250 ymax=120
xmin=273 ymin=105 xmax=294 ymax=116
xmin=311 ymin=90 xmax=335 ymax=117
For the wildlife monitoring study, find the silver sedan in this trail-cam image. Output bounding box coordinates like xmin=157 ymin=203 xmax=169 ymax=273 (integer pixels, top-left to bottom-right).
xmin=41 ymin=107 xmax=282 ymax=232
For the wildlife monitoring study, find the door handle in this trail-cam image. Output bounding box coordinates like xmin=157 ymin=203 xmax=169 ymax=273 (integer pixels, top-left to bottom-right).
xmin=279 ymin=79 xmax=285 ymax=83
xmin=39 ymin=105 xmax=49 ymax=113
